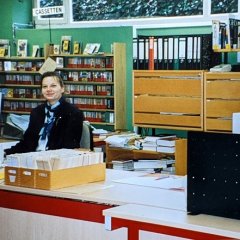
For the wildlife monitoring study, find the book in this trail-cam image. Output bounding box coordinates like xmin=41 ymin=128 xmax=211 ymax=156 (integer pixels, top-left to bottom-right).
xmin=32 ymin=45 xmax=40 ymax=57
xmin=112 ymin=160 xmax=134 ymax=171
xmin=0 ymin=48 xmax=5 ymax=57
xmin=17 ymin=39 xmax=28 ymax=57
xmin=61 ymin=36 xmax=72 ymax=54
xmin=83 ymin=43 xmax=100 ymax=54
xmin=38 ymin=57 xmax=57 ymax=75
xmin=157 ymin=146 xmax=175 ymax=154
xmin=0 ymin=39 xmax=10 ymax=57
xmin=53 ymin=44 xmax=60 ymax=55
xmin=212 ymin=20 xmax=221 ymax=50
xmin=73 ymin=41 xmax=81 ymax=54
xmin=156 ymin=137 xmax=178 ymax=147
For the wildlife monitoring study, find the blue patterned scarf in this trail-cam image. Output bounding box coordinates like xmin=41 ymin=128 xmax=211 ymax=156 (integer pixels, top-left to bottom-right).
xmin=40 ymin=101 xmax=60 ymax=140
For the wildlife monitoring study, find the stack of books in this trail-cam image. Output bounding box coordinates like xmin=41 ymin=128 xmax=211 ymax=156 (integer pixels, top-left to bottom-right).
xmin=156 ymin=136 xmax=177 ymax=153
xmin=136 ymin=135 xmax=177 ymax=153
xmin=112 ymin=160 xmax=134 ymax=171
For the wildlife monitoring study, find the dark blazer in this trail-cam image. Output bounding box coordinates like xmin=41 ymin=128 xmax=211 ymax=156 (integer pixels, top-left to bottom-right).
xmin=5 ymin=98 xmax=84 ymax=155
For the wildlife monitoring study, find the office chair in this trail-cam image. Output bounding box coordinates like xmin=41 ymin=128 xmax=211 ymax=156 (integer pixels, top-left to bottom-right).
xmin=80 ymin=121 xmax=94 ymax=150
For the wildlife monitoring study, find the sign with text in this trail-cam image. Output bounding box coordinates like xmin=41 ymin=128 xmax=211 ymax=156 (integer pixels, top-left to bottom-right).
xmin=32 ymin=6 xmax=64 ymax=17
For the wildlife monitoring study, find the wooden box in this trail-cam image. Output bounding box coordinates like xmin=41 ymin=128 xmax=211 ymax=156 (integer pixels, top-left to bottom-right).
xmin=4 ymin=167 xmax=20 ymax=186
xmin=5 ymin=163 xmax=106 ymax=190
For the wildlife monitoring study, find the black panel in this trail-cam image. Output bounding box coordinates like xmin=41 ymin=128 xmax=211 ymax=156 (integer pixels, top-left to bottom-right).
xmin=187 ymin=131 xmax=240 ymax=220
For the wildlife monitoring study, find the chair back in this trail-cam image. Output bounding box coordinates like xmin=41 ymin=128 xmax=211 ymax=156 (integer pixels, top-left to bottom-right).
xmin=80 ymin=122 xmax=93 ymax=150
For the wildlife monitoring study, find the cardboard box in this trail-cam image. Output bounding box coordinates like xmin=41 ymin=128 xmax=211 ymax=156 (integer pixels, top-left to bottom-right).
xmin=5 ymin=163 xmax=106 ymax=190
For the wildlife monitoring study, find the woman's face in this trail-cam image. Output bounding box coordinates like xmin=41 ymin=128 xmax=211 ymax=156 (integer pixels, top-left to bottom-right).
xmin=41 ymin=76 xmax=64 ymax=105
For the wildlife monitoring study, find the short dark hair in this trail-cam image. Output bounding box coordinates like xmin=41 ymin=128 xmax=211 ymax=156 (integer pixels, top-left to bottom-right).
xmin=41 ymin=72 xmax=64 ymax=88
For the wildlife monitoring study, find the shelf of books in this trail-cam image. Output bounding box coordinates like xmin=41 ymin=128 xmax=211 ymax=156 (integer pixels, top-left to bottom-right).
xmin=0 ymin=43 xmax=126 ymax=131
xmin=51 ymin=42 xmax=126 ymax=130
xmin=212 ymin=18 xmax=240 ymax=51
xmin=0 ymin=57 xmax=44 ymax=114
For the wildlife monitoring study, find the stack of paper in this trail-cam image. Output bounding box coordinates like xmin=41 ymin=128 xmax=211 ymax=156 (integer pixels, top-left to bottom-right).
xmin=112 ymin=160 xmax=134 ymax=171
xmin=156 ymin=136 xmax=177 ymax=153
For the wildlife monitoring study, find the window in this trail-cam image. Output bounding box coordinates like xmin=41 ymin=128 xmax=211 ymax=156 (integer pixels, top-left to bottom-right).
xmin=34 ymin=0 xmax=240 ymax=28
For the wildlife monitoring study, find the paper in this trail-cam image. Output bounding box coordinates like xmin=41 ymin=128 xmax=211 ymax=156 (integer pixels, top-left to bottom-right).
xmin=232 ymin=112 xmax=240 ymax=134
xmin=39 ymin=57 xmax=57 ymax=75
xmin=113 ymin=175 xmax=186 ymax=191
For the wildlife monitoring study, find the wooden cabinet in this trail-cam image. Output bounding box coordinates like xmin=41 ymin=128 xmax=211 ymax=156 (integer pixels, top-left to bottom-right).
xmin=106 ymin=138 xmax=187 ymax=176
xmin=133 ymin=70 xmax=204 ymax=131
xmin=53 ymin=42 xmax=126 ymax=130
xmin=0 ymin=57 xmax=44 ymax=114
xmin=204 ymin=72 xmax=240 ymax=132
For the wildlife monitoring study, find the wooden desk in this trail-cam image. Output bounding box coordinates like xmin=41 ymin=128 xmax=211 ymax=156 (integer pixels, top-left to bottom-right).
xmin=104 ymin=204 xmax=240 ymax=240
xmin=0 ymin=170 xmax=239 ymax=240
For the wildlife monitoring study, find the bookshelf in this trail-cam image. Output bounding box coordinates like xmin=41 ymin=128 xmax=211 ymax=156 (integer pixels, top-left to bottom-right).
xmin=51 ymin=42 xmax=126 ymax=130
xmin=133 ymin=70 xmax=204 ymax=131
xmin=0 ymin=43 xmax=126 ymax=131
xmin=0 ymin=57 xmax=44 ymax=114
xmin=106 ymin=138 xmax=187 ymax=176
xmin=204 ymin=72 xmax=240 ymax=132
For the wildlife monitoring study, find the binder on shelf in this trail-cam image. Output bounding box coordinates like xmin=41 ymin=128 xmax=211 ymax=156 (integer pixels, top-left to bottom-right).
xmin=144 ymin=38 xmax=149 ymax=69
xmin=157 ymin=38 xmax=163 ymax=69
xmin=133 ymin=38 xmax=138 ymax=69
xmin=148 ymin=37 xmax=154 ymax=70
xmin=186 ymin=36 xmax=193 ymax=70
xmin=168 ymin=38 xmax=174 ymax=70
xmin=138 ymin=38 xmax=145 ymax=69
xmin=163 ymin=38 xmax=168 ymax=69
xmin=179 ymin=37 xmax=186 ymax=70
xmin=153 ymin=38 xmax=158 ymax=70
xmin=174 ymin=38 xmax=179 ymax=69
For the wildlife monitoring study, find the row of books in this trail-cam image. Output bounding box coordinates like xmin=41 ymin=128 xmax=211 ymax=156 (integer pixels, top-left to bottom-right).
xmin=135 ymin=135 xmax=177 ymax=154
xmin=59 ymin=37 xmax=101 ymax=55
xmin=65 ymin=84 xmax=113 ymax=96
xmin=83 ymin=111 xmax=114 ymax=123
xmin=2 ymin=88 xmax=41 ymax=99
xmin=65 ymin=97 xmax=114 ymax=110
xmin=1 ymin=60 xmax=43 ymax=72
xmin=4 ymin=74 xmax=41 ymax=85
xmin=65 ymin=71 xmax=113 ymax=82
xmin=3 ymin=101 xmax=41 ymax=112
xmin=65 ymin=57 xmax=113 ymax=69
xmin=133 ymin=34 xmax=216 ymax=70
xmin=212 ymin=18 xmax=240 ymax=50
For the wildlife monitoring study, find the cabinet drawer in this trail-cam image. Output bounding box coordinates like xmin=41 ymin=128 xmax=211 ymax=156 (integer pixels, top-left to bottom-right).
xmin=134 ymin=95 xmax=201 ymax=114
xmin=205 ymin=118 xmax=232 ymax=131
xmin=134 ymin=78 xmax=201 ymax=96
xmin=134 ymin=113 xmax=201 ymax=128
xmin=206 ymin=99 xmax=240 ymax=117
xmin=206 ymin=80 xmax=240 ymax=99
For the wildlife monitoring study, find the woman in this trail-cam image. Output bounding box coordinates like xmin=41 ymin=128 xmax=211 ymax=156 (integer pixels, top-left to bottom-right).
xmin=5 ymin=72 xmax=84 ymax=155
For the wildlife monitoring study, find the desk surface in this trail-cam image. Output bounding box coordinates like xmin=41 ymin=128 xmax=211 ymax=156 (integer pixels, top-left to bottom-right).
xmin=0 ymin=169 xmax=186 ymax=210
xmin=0 ymin=169 xmax=239 ymax=239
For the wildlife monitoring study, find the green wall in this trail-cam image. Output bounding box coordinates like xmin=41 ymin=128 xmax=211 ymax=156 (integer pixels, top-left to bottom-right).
xmin=0 ymin=1 xmax=237 ymax=134
xmin=15 ymin=27 xmax=133 ymax=130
